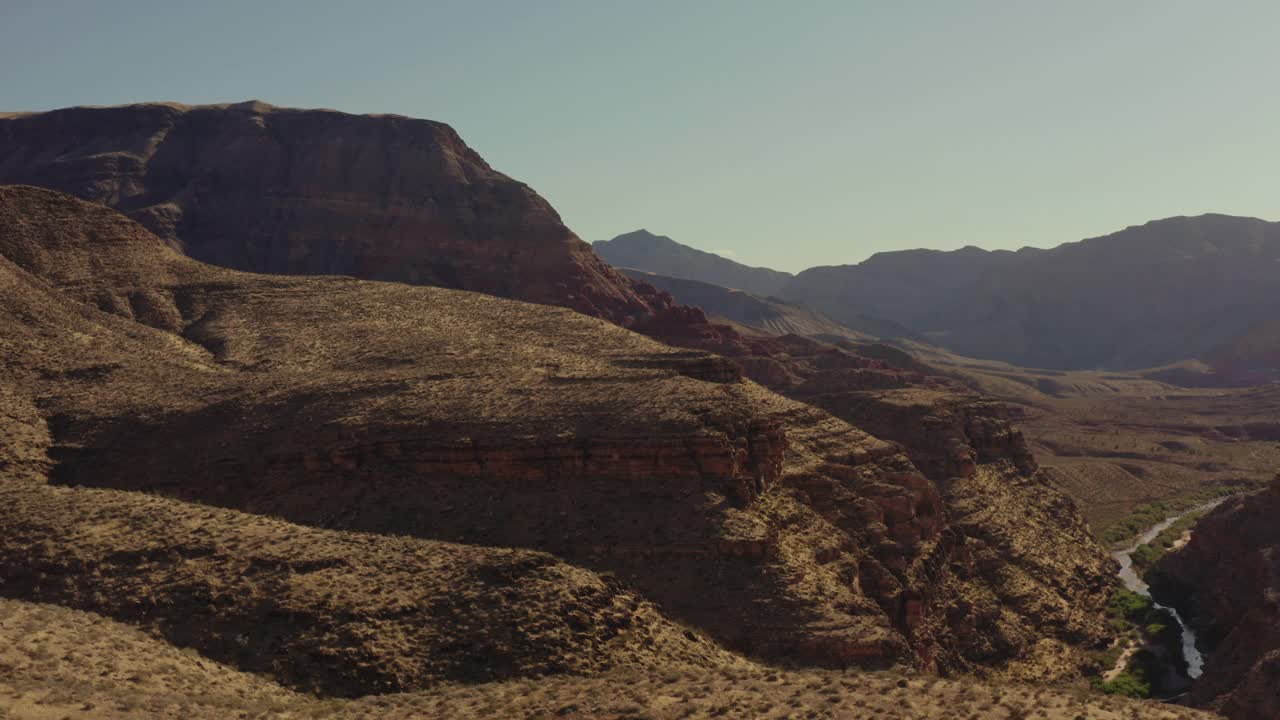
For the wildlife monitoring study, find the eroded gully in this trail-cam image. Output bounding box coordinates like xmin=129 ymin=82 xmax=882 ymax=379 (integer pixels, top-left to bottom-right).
xmin=1111 ymin=498 xmax=1227 ymax=679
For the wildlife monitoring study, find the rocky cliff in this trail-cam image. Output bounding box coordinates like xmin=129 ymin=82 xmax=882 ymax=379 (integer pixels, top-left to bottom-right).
xmin=0 ymin=185 xmax=1116 ymax=686
xmin=0 ymin=101 xmax=671 ymax=325
xmin=1150 ymin=476 xmax=1280 ymax=720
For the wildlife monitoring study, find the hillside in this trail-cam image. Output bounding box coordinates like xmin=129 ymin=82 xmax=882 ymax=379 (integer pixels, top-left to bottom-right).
xmin=595 ymin=229 xmax=792 ymax=296
xmin=0 ymin=102 xmax=1136 ymax=551
xmin=0 ymin=185 xmax=1131 ymax=692
xmin=905 ymin=342 xmax=1280 ymax=533
xmin=1201 ymin=315 xmax=1280 ymax=386
xmin=0 ymin=598 xmax=1218 ymax=720
xmin=620 ymin=267 xmax=923 ymax=343
xmin=1149 ymin=477 xmax=1280 ymax=720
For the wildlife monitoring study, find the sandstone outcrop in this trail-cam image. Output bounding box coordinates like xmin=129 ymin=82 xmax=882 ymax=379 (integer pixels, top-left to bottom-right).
xmin=627 ymin=291 xmax=1109 ymax=681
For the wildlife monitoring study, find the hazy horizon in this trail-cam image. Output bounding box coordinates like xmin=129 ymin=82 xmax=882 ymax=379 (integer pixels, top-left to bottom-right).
xmin=6 ymin=1 xmax=1280 ymax=272
xmin=598 ymin=207 xmax=1280 ymax=273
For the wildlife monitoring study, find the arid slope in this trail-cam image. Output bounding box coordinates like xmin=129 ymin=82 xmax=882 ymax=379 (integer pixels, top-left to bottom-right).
xmin=784 ymin=215 xmax=1280 ymax=378
xmin=0 ymin=599 xmax=1219 ymax=720
xmin=0 ymin=185 xmax=1117 ymax=686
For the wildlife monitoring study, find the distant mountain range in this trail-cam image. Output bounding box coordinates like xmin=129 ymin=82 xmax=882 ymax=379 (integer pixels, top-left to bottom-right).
xmin=616 ymin=267 xmax=919 ymax=342
xmin=594 ymin=230 xmax=793 ymax=297
xmin=616 ymin=268 xmax=868 ymax=340
xmin=596 ymin=219 xmax=1280 ymax=383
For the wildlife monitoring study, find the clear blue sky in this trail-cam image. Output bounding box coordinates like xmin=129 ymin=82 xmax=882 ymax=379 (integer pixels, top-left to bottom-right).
xmin=4 ymin=1 xmax=1279 ymax=272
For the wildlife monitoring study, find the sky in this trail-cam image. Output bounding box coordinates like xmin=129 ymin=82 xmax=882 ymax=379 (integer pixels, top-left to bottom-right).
xmin=4 ymin=1 xmax=1280 ymax=272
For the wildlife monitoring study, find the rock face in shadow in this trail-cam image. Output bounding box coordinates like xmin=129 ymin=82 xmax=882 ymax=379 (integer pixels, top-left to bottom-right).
xmin=1150 ymin=476 xmax=1280 ymax=720
xmin=0 ymin=186 xmax=1115 ymax=688
xmin=1202 ymin=316 xmax=1280 ymax=386
xmin=0 ymin=481 xmax=745 ymax=697
xmin=0 ymin=101 xmax=670 ymax=326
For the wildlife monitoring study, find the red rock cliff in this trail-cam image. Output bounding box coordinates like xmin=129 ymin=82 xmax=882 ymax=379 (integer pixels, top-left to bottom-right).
xmin=0 ymin=101 xmax=670 ymax=325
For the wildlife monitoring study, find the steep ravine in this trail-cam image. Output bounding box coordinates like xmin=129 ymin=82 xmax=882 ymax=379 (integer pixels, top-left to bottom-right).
xmin=1149 ymin=478 xmax=1280 ymax=720
xmin=1113 ymin=498 xmax=1229 ymax=681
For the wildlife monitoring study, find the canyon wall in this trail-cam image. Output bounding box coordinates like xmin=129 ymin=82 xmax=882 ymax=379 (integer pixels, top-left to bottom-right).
xmin=1151 ymin=476 xmax=1280 ymax=720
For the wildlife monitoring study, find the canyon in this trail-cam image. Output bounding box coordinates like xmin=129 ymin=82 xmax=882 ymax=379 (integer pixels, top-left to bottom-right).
xmin=596 ymin=225 xmax=1280 ymax=719
xmin=0 ymin=100 xmax=1230 ymax=719
xmin=1149 ymin=476 xmax=1280 ymax=720
xmin=0 ymin=181 xmax=1165 ymax=718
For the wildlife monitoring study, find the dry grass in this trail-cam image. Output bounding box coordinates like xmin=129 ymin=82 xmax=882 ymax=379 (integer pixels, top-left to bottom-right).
xmin=0 ymin=185 xmax=1111 ymax=682
xmin=0 ymin=605 xmax=1221 ymax=720
xmin=0 ymin=477 xmax=742 ymax=697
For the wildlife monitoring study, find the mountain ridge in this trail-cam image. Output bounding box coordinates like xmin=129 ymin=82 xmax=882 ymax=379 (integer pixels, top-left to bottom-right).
xmin=0 ymin=100 xmax=675 ymax=327
xmin=595 ymin=229 xmax=794 ymax=297
xmin=597 ymin=219 xmax=1280 ymax=381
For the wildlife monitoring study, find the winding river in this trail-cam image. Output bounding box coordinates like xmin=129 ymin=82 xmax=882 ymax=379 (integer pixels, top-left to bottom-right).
xmin=1111 ymin=498 xmax=1226 ymax=679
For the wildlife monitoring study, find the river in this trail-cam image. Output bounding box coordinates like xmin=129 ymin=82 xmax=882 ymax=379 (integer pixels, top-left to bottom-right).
xmin=1111 ymin=498 xmax=1226 ymax=679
